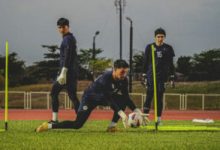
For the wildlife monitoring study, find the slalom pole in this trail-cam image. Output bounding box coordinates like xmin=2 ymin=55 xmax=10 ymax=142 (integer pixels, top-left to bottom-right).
xmin=151 ymin=45 xmax=158 ymax=131
xmin=5 ymin=41 xmax=9 ymax=131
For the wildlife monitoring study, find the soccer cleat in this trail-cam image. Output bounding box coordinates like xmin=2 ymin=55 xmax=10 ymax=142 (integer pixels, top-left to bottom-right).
xmin=35 ymin=122 xmax=49 ymax=133
xmin=48 ymin=120 xmax=58 ymax=124
xmin=106 ymin=126 xmax=119 ymax=132
xmin=157 ymin=121 xmax=163 ymax=126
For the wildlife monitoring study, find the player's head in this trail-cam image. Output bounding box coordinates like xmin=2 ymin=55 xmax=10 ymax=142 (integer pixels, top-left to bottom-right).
xmin=113 ymin=59 xmax=129 ymax=80
xmin=154 ymin=28 xmax=166 ymax=46
xmin=57 ymin=18 xmax=70 ymax=35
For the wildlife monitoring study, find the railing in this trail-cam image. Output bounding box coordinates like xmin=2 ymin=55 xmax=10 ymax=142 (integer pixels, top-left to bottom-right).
xmin=0 ymin=91 xmax=220 ymax=110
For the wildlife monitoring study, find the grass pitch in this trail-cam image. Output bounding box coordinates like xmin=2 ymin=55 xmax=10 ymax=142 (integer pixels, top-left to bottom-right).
xmin=0 ymin=120 xmax=220 ymax=150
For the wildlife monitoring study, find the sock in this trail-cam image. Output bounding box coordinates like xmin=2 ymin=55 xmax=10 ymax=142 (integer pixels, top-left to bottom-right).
xmin=157 ymin=116 xmax=161 ymax=122
xmin=48 ymin=123 xmax=52 ymax=129
xmin=52 ymin=112 xmax=58 ymax=121
xmin=109 ymin=122 xmax=117 ymax=128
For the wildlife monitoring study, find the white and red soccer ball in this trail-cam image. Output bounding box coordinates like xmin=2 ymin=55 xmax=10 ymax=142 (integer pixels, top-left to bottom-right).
xmin=128 ymin=112 xmax=143 ymax=128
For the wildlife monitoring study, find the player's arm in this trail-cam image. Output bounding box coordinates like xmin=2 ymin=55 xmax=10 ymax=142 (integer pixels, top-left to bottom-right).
xmin=169 ymin=48 xmax=175 ymax=74
xmin=121 ymin=79 xmax=136 ymax=111
xmin=102 ymin=76 xmax=129 ymax=128
xmin=63 ymin=37 xmax=77 ymax=68
xmin=143 ymin=45 xmax=150 ymax=74
xmin=105 ymin=92 xmax=129 ymax=128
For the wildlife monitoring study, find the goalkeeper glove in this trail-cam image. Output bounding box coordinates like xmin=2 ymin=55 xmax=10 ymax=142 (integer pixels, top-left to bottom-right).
xmin=118 ymin=110 xmax=128 ymax=128
xmin=57 ymin=67 xmax=68 ymax=85
xmin=134 ymin=108 xmax=150 ymax=126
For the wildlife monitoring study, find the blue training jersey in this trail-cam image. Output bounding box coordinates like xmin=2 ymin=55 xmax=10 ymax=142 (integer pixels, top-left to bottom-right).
xmin=60 ymin=32 xmax=78 ymax=72
xmin=85 ymin=71 xmax=136 ymax=112
xmin=143 ymin=43 xmax=175 ymax=82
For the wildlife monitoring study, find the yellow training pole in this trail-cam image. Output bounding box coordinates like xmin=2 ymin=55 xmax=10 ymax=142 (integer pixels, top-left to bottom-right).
xmin=151 ymin=45 xmax=158 ymax=131
xmin=5 ymin=41 xmax=9 ymax=131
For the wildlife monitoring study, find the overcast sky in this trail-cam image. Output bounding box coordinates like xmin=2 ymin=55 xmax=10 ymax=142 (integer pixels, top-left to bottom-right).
xmin=0 ymin=0 xmax=220 ymax=66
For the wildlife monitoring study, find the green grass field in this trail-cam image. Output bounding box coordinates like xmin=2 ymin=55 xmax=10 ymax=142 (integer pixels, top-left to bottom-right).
xmin=1 ymin=120 xmax=220 ymax=150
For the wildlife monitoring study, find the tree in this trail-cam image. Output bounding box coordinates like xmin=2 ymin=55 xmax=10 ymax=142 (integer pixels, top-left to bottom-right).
xmin=78 ymin=48 xmax=112 ymax=78
xmin=132 ymin=52 xmax=144 ymax=73
xmin=189 ymin=49 xmax=220 ymax=81
xmin=176 ymin=56 xmax=192 ymax=76
xmin=24 ymin=50 xmax=60 ymax=84
xmin=0 ymin=52 xmax=25 ymax=86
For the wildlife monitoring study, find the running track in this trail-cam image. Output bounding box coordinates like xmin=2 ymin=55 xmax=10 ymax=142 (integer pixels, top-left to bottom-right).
xmin=0 ymin=109 xmax=220 ymax=120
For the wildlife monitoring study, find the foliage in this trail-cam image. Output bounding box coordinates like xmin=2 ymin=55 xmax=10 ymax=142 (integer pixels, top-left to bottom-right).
xmin=0 ymin=52 xmax=25 ymax=86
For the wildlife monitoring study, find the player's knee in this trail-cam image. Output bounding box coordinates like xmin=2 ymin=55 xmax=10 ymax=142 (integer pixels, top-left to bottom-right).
xmin=74 ymin=122 xmax=84 ymax=129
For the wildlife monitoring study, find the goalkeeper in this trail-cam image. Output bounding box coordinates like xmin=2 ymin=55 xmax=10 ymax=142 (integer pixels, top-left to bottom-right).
xmin=49 ymin=18 xmax=80 ymax=124
xmin=36 ymin=60 xmax=144 ymax=132
xmin=143 ymin=28 xmax=175 ymax=125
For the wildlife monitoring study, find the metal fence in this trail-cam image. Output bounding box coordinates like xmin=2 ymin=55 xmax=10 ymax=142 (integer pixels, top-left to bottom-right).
xmin=0 ymin=91 xmax=220 ymax=110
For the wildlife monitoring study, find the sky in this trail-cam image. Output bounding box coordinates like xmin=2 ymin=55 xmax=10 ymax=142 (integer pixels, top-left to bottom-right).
xmin=0 ymin=0 xmax=220 ymax=66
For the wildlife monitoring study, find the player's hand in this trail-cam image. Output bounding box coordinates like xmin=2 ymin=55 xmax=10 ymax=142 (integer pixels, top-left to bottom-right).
xmin=118 ymin=110 xmax=128 ymax=128
xmin=57 ymin=67 xmax=68 ymax=85
xmin=134 ymin=108 xmax=150 ymax=126
xmin=142 ymin=113 xmax=150 ymax=126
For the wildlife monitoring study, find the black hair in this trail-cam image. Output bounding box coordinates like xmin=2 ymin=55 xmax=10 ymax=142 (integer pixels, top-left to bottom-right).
xmin=114 ymin=59 xmax=129 ymax=69
xmin=57 ymin=18 xmax=69 ymax=26
xmin=154 ymin=28 xmax=166 ymax=37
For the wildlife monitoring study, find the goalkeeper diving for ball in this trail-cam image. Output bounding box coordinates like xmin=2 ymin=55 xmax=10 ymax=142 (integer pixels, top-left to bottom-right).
xmin=36 ymin=60 xmax=147 ymax=133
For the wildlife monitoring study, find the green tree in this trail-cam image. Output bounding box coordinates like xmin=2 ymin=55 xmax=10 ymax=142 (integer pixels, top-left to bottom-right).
xmin=189 ymin=49 xmax=220 ymax=81
xmin=23 ymin=50 xmax=60 ymax=84
xmin=132 ymin=52 xmax=144 ymax=73
xmin=0 ymin=52 xmax=25 ymax=86
xmin=78 ymin=48 xmax=112 ymax=78
xmin=176 ymin=56 xmax=192 ymax=76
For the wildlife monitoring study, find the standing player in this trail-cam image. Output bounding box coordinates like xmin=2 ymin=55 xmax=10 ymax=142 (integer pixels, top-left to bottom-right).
xmin=143 ymin=28 xmax=175 ymax=124
xmin=50 ymin=18 xmax=80 ymax=124
xmin=36 ymin=60 xmax=143 ymax=132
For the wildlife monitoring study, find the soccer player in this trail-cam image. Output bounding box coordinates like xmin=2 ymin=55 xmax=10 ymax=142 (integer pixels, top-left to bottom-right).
xmin=143 ymin=28 xmax=175 ymax=124
xmin=50 ymin=18 xmax=80 ymax=124
xmin=36 ymin=60 xmax=143 ymax=132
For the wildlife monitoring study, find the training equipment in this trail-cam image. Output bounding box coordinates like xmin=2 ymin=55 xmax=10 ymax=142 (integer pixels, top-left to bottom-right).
xmin=57 ymin=67 xmax=68 ymax=85
xmin=142 ymin=125 xmax=220 ymax=131
xmin=192 ymin=119 xmax=214 ymax=123
xmin=35 ymin=122 xmax=49 ymax=133
xmin=151 ymin=45 xmax=159 ymax=130
xmin=128 ymin=112 xmax=143 ymax=128
xmin=118 ymin=110 xmax=128 ymax=128
xmin=1 ymin=41 xmax=9 ymax=132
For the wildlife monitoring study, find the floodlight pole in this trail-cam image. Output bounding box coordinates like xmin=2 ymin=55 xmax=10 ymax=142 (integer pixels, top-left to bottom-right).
xmin=115 ymin=0 xmax=126 ymax=59
xmin=92 ymin=31 xmax=100 ymax=60
xmin=126 ymin=17 xmax=133 ymax=93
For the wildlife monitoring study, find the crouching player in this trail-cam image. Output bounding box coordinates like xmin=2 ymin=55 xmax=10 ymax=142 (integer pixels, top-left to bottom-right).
xmin=36 ymin=59 xmax=144 ymax=132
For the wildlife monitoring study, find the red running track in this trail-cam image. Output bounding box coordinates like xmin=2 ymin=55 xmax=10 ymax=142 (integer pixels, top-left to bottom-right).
xmin=0 ymin=109 xmax=220 ymax=121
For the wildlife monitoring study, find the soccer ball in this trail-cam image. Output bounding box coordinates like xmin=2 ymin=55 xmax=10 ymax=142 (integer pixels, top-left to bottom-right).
xmin=128 ymin=112 xmax=143 ymax=128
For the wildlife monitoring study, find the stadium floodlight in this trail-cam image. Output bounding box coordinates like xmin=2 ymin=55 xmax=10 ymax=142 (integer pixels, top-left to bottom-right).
xmin=92 ymin=31 xmax=100 ymax=60
xmin=1 ymin=41 xmax=9 ymax=132
xmin=126 ymin=16 xmax=133 ymax=93
xmin=114 ymin=0 xmax=126 ymax=59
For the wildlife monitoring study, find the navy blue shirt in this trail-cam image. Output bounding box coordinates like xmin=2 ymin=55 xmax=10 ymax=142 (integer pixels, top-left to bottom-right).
xmin=143 ymin=43 xmax=175 ymax=82
xmin=85 ymin=71 xmax=136 ymax=112
xmin=60 ymin=32 xmax=78 ymax=72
